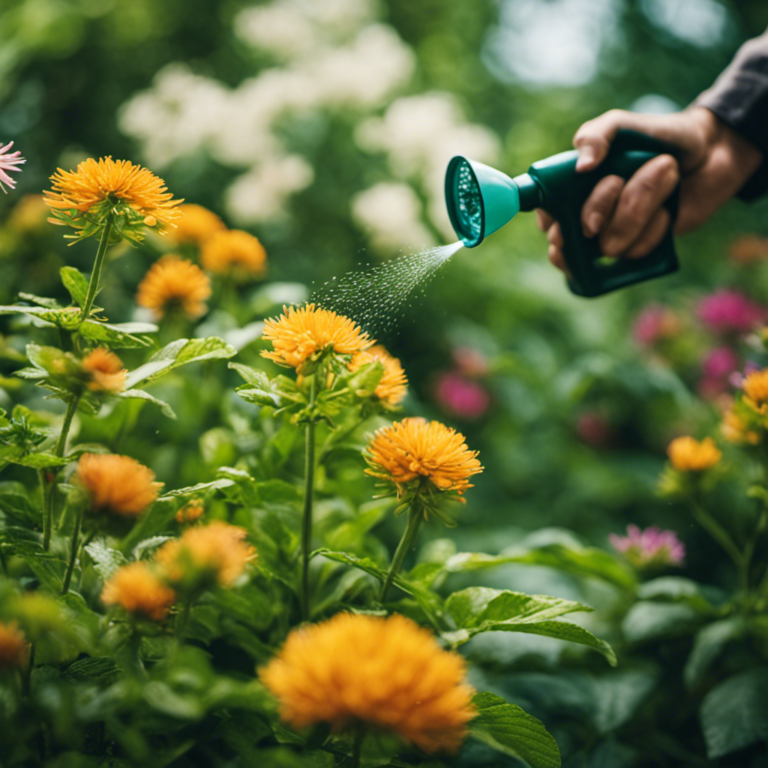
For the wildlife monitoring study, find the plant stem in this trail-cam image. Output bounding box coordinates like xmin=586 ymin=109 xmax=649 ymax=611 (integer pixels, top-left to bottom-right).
xmin=351 ymin=727 xmax=364 ymax=768
xmin=80 ymin=212 xmax=114 ymax=320
xmin=300 ymin=376 xmax=318 ymax=622
xmin=44 ymin=394 xmax=81 ymax=551
xmin=379 ymin=500 xmax=424 ymax=603
xmin=61 ymin=506 xmax=83 ymax=595
xmin=176 ymin=599 xmax=192 ymax=641
xmin=689 ymin=498 xmax=745 ymax=582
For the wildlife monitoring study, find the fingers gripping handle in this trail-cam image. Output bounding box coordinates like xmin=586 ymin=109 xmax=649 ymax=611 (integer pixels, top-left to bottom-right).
xmin=535 ymin=128 xmax=681 ymax=297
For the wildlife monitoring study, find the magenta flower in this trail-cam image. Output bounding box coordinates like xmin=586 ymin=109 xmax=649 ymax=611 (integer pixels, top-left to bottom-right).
xmin=697 ymin=290 xmax=767 ymax=334
xmin=434 ymin=372 xmax=490 ymax=420
xmin=698 ymin=346 xmax=740 ymax=399
xmin=632 ymin=305 xmax=680 ymax=346
xmin=609 ymin=525 xmax=685 ymax=569
xmin=0 ymin=142 xmax=25 ymax=193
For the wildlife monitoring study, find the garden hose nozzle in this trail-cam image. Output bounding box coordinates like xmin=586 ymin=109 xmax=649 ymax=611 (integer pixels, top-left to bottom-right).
xmin=444 ymin=128 xmax=681 ymax=298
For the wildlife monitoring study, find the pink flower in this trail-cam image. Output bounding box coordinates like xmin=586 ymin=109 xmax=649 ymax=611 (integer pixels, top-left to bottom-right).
xmin=632 ymin=305 xmax=681 ymax=346
xmin=434 ymin=372 xmax=490 ymax=420
xmin=577 ymin=412 xmax=613 ymax=448
xmin=609 ymin=524 xmax=685 ymax=569
xmin=696 ymin=290 xmax=767 ymax=334
xmin=0 ymin=142 xmax=25 ymax=193
xmin=698 ymin=346 xmax=740 ymax=400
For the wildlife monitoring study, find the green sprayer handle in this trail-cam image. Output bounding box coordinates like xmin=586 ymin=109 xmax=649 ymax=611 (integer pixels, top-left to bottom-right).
xmin=529 ymin=128 xmax=680 ymax=297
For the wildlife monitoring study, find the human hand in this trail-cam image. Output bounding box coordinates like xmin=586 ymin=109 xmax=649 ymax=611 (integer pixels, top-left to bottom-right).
xmin=538 ymin=107 xmax=764 ymax=274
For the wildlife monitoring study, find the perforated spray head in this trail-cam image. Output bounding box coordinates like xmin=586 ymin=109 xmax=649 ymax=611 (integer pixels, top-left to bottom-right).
xmin=445 ymin=156 xmax=522 ymax=248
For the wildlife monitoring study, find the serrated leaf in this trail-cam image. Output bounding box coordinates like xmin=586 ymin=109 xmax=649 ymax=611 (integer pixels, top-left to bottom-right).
xmin=85 ymin=539 xmax=127 ymax=581
xmin=18 ymin=293 xmax=64 ymax=309
xmin=157 ymin=478 xmax=235 ymax=501
xmin=637 ymin=576 xmax=721 ymax=614
xmin=80 ymin=320 xmax=157 ymax=348
xmin=118 ymin=388 xmax=177 ymax=419
xmin=125 ymin=337 xmax=236 ymax=389
xmin=469 ymin=692 xmax=561 ymax=768
xmin=0 ymin=304 xmax=82 ymax=328
xmin=60 ymin=266 xmax=89 ymax=307
xmin=589 ymin=671 xmax=656 ymax=734
xmin=685 ymin=618 xmax=748 ymax=688
xmin=0 ymin=445 xmax=68 ymax=468
xmin=443 ymin=587 xmax=616 ymax=665
xmin=133 ymin=535 xmax=174 ymax=559
xmin=700 ymin=667 xmax=768 ymax=758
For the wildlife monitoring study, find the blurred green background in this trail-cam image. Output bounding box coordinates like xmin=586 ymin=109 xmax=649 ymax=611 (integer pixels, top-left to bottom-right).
xmin=1 ymin=0 xmax=768 ymax=561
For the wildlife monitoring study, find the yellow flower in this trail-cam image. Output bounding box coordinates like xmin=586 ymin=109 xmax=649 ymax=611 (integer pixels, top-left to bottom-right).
xmin=743 ymin=370 xmax=768 ymax=413
xmin=667 ymin=436 xmax=722 ymax=472
xmin=0 ymin=621 xmax=29 ymax=671
xmin=201 ymin=229 xmax=267 ymax=278
xmin=43 ymin=157 xmax=181 ymax=240
xmin=365 ymin=418 xmax=482 ymax=499
xmin=168 ymin=203 xmax=226 ymax=245
xmin=175 ymin=499 xmax=204 ymax=524
xmin=348 ymin=344 xmax=408 ymax=406
xmin=262 ymin=303 xmax=373 ymax=374
xmin=155 ymin=521 xmax=256 ymax=589
xmin=101 ymin=562 xmax=175 ymax=621
xmin=77 ymin=453 xmax=163 ymax=517
xmin=260 ymin=612 xmax=475 ymax=754
xmin=721 ymin=405 xmax=760 ymax=445
xmin=82 ymin=348 xmax=126 ymax=392
xmin=136 ymin=254 xmax=212 ymax=319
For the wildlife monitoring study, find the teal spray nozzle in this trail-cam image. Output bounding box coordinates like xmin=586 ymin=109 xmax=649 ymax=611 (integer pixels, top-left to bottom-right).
xmin=445 ymin=129 xmax=680 ymax=297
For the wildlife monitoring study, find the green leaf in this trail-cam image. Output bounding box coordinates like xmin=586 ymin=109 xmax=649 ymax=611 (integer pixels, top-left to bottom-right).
xmin=118 ymin=388 xmax=177 ymax=419
xmin=157 ymin=478 xmax=236 ymax=501
xmin=0 ymin=304 xmax=82 ymax=328
xmin=446 ymin=543 xmax=636 ymax=592
xmin=60 ymin=266 xmax=89 ymax=307
xmin=700 ymin=667 xmax=768 ymax=758
xmin=0 ymin=444 xmax=69 ymax=468
xmin=685 ymin=618 xmax=748 ymax=687
xmin=469 ymin=691 xmax=561 ymax=768
xmin=80 ymin=320 xmax=158 ymax=348
xmin=637 ymin=576 xmax=721 ymax=615
xmin=125 ymin=337 xmax=236 ymax=389
xmin=85 ymin=539 xmax=128 ymax=581
xmin=443 ymin=587 xmax=616 ymax=665
xmin=622 ymin=602 xmax=701 ymax=644
xmin=589 ymin=671 xmax=656 ymax=734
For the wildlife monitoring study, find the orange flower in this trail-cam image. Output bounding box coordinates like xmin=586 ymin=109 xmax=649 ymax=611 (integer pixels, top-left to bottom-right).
xmin=743 ymin=370 xmax=768 ymax=413
xmin=0 ymin=621 xmax=29 ymax=671
xmin=348 ymin=344 xmax=408 ymax=406
xmin=169 ymin=203 xmax=226 ymax=245
xmin=262 ymin=304 xmax=373 ymax=373
xmin=201 ymin=229 xmax=266 ymax=278
xmin=82 ymin=348 xmax=126 ymax=392
xmin=260 ymin=613 xmax=475 ymax=754
xmin=667 ymin=436 xmax=722 ymax=472
xmin=721 ymin=406 xmax=760 ymax=445
xmin=155 ymin=521 xmax=255 ymax=589
xmin=136 ymin=254 xmax=211 ymax=319
xmin=77 ymin=453 xmax=162 ymax=517
xmin=101 ymin=562 xmax=175 ymax=621
xmin=365 ymin=417 xmax=482 ymax=498
xmin=44 ymin=157 xmax=181 ymax=238
xmin=729 ymin=235 xmax=768 ymax=265
xmin=175 ymin=499 xmax=204 ymax=524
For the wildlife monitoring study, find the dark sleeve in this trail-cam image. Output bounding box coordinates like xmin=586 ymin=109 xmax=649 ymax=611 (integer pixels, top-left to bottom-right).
xmin=695 ymin=28 xmax=768 ymax=200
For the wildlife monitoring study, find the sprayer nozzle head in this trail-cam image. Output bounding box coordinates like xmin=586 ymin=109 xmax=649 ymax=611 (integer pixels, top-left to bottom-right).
xmin=445 ymin=156 xmax=485 ymax=248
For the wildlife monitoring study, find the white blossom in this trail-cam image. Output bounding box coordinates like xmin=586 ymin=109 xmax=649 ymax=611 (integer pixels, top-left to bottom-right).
xmin=352 ymin=182 xmax=435 ymax=254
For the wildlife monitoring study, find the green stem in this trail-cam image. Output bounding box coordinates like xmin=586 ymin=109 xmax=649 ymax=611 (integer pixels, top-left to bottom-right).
xmin=80 ymin=212 xmax=114 ymax=321
xmin=61 ymin=506 xmax=83 ymax=595
xmin=300 ymin=377 xmax=318 ymax=622
xmin=351 ymin=727 xmax=364 ymax=768
xmin=379 ymin=501 xmax=424 ymax=603
xmin=689 ymin=498 xmax=745 ymax=581
xmin=44 ymin=394 xmax=80 ymax=551
xmin=176 ymin=599 xmax=192 ymax=641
